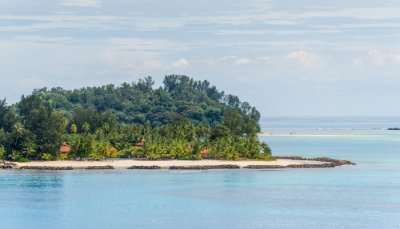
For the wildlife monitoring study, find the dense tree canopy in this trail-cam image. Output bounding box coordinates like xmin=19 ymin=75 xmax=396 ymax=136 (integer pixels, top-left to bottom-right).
xmin=0 ymin=75 xmax=271 ymax=161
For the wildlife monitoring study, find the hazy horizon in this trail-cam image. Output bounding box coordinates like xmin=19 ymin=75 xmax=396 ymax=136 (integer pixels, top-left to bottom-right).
xmin=1 ymin=0 xmax=400 ymax=117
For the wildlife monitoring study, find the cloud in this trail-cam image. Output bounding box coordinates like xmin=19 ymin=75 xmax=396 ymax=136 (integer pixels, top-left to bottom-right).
xmin=302 ymin=7 xmax=400 ymax=20
xmin=354 ymin=49 xmax=400 ymax=66
xmin=234 ymin=58 xmax=251 ymax=65
xmin=62 ymin=0 xmax=99 ymax=7
xmin=103 ymin=39 xmax=172 ymax=74
xmin=13 ymin=36 xmax=74 ymax=44
xmin=172 ymin=58 xmax=190 ymax=68
xmin=287 ymin=50 xmax=318 ymax=66
xmin=211 ymin=56 xmax=271 ymax=66
xmin=0 ymin=15 xmax=127 ymax=34
xmin=109 ymin=38 xmax=187 ymax=53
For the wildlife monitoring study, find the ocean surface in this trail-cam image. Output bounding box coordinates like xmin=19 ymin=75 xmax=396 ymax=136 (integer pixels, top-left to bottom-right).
xmin=1 ymin=117 xmax=400 ymax=229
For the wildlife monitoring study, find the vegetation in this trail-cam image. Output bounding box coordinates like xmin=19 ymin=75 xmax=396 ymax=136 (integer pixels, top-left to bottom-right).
xmin=0 ymin=75 xmax=271 ymax=161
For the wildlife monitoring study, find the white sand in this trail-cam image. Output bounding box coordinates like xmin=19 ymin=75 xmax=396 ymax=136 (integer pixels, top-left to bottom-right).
xmin=14 ymin=159 xmax=327 ymax=169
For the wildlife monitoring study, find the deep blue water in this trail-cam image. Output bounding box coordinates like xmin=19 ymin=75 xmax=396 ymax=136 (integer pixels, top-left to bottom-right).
xmin=1 ymin=117 xmax=400 ymax=229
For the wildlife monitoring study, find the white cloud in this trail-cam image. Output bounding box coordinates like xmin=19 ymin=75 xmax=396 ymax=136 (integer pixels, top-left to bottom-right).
xmin=287 ymin=50 xmax=318 ymax=66
xmin=212 ymin=56 xmax=271 ymax=66
xmin=0 ymin=15 xmax=127 ymax=34
xmin=101 ymin=39 xmax=192 ymax=74
xmin=302 ymin=7 xmax=400 ymax=20
xmin=172 ymin=58 xmax=190 ymax=68
xmin=354 ymin=49 xmax=400 ymax=66
xmin=109 ymin=38 xmax=187 ymax=53
xmin=255 ymin=56 xmax=271 ymax=63
xmin=102 ymin=39 xmax=173 ymax=74
xmin=235 ymin=58 xmax=251 ymax=65
xmin=366 ymin=49 xmax=386 ymax=66
xmin=62 ymin=0 xmax=99 ymax=7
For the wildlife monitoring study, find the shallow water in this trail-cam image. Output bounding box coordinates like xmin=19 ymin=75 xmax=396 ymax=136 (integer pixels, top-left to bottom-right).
xmin=1 ymin=117 xmax=400 ymax=229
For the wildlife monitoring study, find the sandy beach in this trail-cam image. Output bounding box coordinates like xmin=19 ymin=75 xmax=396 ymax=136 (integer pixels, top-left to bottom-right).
xmin=7 ymin=158 xmax=354 ymax=170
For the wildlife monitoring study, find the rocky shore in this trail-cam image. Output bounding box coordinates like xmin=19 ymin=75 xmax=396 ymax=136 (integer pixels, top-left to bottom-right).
xmin=0 ymin=157 xmax=355 ymax=171
xmin=241 ymin=157 xmax=355 ymax=169
xmin=0 ymin=161 xmax=16 ymax=169
xmin=169 ymin=164 xmax=241 ymax=170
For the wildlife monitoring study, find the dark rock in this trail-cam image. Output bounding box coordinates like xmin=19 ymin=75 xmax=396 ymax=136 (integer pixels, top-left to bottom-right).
xmin=286 ymin=163 xmax=335 ymax=168
xmin=274 ymin=156 xmax=304 ymax=160
xmin=19 ymin=166 xmax=74 ymax=170
xmin=0 ymin=161 xmax=17 ymax=169
xmin=127 ymin=165 xmax=162 ymax=169
xmin=274 ymin=156 xmax=356 ymax=168
xmin=85 ymin=165 xmax=114 ymax=170
xmin=311 ymin=157 xmax=356 ymax=166
xmin=388 ymin=127 xmax=400 ymax=130
xmin=169 ymin=165 xmax=240 ymax=170
xmin=244 ymin=165 xmax=285 ymax=169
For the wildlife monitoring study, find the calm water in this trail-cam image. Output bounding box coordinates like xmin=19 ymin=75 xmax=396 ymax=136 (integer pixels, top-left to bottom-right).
xmin=1 ymin=117 xmax=400 ymax=229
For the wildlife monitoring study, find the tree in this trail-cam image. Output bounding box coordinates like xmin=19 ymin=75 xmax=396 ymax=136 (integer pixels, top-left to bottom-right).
xmin=6 ymin=123 xmax=36 ymax=161
xmin=18 ymin=95 xmax=66 ymax=157
xmin=1 ymin=75 xmax=271 ymax=161
xmin=0 ymin=99 xmax=17 ymax=132
xmin=0 ymin=145 xmax=5 ymax=161
xmin=72 ymin=108 xmax=117 ymax=133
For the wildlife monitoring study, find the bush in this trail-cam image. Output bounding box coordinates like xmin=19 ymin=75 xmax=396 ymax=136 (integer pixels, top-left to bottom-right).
xmin=89 ymin=152 xmax=103 ymax=161
xmin=104 ymin=146 xmax=119 ymax=158
xmin=40 ymin=153 xmax=53 ymax=161
xmin=93 ymin=141 xmax=119 ymax=159
xmin=10 ymin=151 xmax=30 ymax=162
xmin=58 ymin=153 xmax=68 ymax=160
xmin=0 ymin=146 xmax=5 ymax=160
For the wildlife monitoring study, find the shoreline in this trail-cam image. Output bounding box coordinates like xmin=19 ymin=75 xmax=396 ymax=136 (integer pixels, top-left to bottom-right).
xmin=0 ymin=157 xmax=355 ymax=170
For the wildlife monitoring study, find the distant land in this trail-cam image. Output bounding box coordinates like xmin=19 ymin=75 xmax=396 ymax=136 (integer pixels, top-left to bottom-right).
xmin=0 ymin=75 xmax=271 ymax=162
xmin=0 ymin=75 xmax=355 ymax=169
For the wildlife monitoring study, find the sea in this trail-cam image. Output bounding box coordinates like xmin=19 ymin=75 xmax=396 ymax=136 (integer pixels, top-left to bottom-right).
xmin=1 ymin=117 xmax=399 ymax=229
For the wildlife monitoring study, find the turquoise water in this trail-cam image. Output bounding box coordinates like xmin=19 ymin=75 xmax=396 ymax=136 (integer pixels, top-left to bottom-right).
xmin=1 ymin=117 xmax=400 ymax=228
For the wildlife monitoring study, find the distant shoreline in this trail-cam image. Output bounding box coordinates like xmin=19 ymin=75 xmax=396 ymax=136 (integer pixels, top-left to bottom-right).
xmin=0 ymin=157 xmax=355 ymax=170
xmin=259 ymin=132 xmax=387 ymax=137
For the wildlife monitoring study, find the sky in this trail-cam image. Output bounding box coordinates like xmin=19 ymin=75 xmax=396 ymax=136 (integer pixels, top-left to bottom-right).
xmin=1 ymin=0 xmax=400 ymax=117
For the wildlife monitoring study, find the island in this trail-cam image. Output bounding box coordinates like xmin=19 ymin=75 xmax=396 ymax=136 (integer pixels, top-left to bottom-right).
xmin=0 ymin=75 xmax=354 ymax=169
xmin=388 ymin=127 xmax=400 ymax=130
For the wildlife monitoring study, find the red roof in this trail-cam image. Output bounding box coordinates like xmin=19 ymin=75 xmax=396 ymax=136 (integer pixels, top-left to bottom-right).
xmin=200 ymin=147 xmax=209 ymax=158
xmin=59 ymin=143 xmax=71 ymax=154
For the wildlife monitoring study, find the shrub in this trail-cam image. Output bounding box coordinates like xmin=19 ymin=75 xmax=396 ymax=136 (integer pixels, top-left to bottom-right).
xmin=58 ymin=153 xmax=68 ymax=160
xmin=10 ymin=151 xmax=29 ymax=162
xmin=104 ymin=146 xmax=119 ymax=158
xmin=40 ymin=153 xmax=53 ymax=161
xmin=0 ymin=146 xmax=5 ymax=160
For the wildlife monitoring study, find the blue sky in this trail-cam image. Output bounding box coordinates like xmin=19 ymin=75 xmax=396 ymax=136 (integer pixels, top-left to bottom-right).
xmin=1 ymin=0 xmax=400 ymax=116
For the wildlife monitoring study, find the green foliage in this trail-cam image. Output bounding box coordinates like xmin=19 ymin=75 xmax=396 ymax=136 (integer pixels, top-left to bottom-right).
xmin=70 ymin=124 xmax=78 ymax=134
xmin=0 ymin=75 xmax=272 ymax=161
xmin=18 ymin=95 xmax=66 ymax=157
xmin=10 ymin=150 xmax=30 ymax=162
xmin=31 ymin=75 xmax=256 ymax=129
xmin=0 ymin=145 xmax=5 ymax=160
xmin=92 ymin=141 xmax=119 ymax=159
xmin=75 ymin=134 xmax=96 ymax=159
xmin=40 ymin=153 xmax=53 ymax=161
xmin=0 ymin=99 xmax=17 ymax=132
xmin=5 ymin=123 xmax=36 ymax=160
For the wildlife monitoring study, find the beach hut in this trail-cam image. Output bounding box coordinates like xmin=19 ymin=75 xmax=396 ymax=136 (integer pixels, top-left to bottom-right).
xmin=59 ymin=142 xmax=71 ymax=154
xmin=200 ymin=147 xmax=209 ymax=158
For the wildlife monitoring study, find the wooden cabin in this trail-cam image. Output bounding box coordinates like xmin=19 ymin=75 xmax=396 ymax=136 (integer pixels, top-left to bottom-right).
xmin=200 ymin=147 xmax=209 ymax=158
xmin=59 ymin=142 xmax=71 ymax=154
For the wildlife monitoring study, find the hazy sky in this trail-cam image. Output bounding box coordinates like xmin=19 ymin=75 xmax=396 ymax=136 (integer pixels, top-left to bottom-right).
xmin=1 ymin=0 xmax=400 ymax=117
